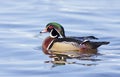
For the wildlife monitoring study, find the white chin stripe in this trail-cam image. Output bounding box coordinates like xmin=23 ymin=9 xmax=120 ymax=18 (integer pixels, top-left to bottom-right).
xmin=50 ymin=29 xmax=58 ymax=38
xmin=50 ymin=34 xmax=57 ymax=38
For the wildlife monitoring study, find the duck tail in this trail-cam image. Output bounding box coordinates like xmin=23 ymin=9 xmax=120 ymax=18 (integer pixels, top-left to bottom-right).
xmin=91 ymin=41 xmax=110 ymax=49
xmin=82 ymin=41 xmax=110 ymax=49
xmin=100 ymin=42 xmax=110 ymax=45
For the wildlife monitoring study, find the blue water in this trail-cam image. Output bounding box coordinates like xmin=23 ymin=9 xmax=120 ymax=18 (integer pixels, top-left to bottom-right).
xmin=0 ymin=0 xmax=120 ymax=77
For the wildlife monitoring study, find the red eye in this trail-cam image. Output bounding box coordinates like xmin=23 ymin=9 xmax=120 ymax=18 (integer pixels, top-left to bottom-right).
xmin=48 ymin=25 xmax=54 ymax=29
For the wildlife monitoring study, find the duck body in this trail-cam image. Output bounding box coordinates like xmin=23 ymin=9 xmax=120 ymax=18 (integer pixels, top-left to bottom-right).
xmin=41 ymin=22 xmax=109 ymax=56
xmin=42 ymin=36 xmax=109 ymax=55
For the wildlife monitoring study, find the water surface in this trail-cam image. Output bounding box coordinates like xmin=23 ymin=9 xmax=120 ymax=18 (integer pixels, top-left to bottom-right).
xmin=0 ymin=0 xmax=120 ymax=77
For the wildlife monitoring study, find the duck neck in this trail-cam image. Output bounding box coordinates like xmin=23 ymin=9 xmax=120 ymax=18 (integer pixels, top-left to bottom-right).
xmin=42 ymin=36 xmax=55 ymax=54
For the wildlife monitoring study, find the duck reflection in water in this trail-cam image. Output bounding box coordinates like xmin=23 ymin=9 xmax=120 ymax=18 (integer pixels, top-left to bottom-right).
xmin=40 ymin=22 xmax=109 ymax=67
xmin=45 ymin=52 xmax=101 ymax=67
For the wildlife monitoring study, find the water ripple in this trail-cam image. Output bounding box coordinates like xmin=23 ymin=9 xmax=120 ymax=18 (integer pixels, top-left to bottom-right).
xmin=0 ymin=0 xmax=120 ymax=77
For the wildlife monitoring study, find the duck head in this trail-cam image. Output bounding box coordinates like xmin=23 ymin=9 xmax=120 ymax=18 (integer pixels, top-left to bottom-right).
xmin=40 ymin=22 xmax=66 ymax=38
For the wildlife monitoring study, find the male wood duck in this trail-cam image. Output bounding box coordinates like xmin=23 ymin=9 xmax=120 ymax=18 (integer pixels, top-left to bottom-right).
xmin=40 ymin=22 xmax=109 ymax=56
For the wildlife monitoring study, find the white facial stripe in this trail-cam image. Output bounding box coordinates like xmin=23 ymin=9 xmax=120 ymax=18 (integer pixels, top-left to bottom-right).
xmin=54 ymin=28 xmax=63 ymax=37
xmin=50 ymin=29 xmax=58 ymax=38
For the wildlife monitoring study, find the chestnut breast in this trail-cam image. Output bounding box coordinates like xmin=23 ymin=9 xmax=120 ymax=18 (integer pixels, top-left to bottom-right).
xmin=42 ymin=37 xmax=54 ymax=54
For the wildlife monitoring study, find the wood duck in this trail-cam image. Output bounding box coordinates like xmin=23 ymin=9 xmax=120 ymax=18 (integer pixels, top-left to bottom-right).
xmin=40 ymin=22 xmax=109 ymax=56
